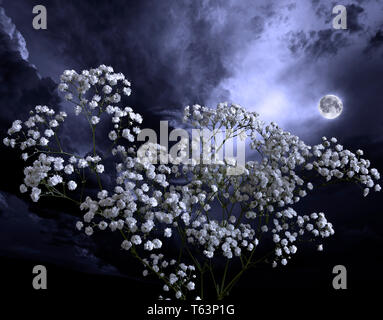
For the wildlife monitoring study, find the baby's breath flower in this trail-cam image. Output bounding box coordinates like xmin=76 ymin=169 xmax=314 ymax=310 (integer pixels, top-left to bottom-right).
xmin=68 ymin=180 xmax=77 ymax=191
xmin=4 ymin=65 xmax=380 ymax=301
xmin=91 ymin=116 xmax=100 ymax=125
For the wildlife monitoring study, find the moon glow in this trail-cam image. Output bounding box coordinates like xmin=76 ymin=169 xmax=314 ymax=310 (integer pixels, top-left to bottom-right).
xmin=318 ymin=95 xmax=343 ymax=119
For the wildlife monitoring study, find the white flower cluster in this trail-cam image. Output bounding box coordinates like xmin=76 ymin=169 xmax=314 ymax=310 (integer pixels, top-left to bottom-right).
xmin=59 ymin=64 xmax=143 ymax=147
xmin=4 ymin=105 xmax=66 ymax=150
xmin=139 ymin=254 xmax=197 ymax=300
xmin=310 ymin=137 xmax=381 ymax=196
xmin=75 ymin=147 xmax=178 ymax=252
xmin=2 ymin=105 xmax=78 ymax=202
xmin=185 ymin=216 xmax=258 ymax=259
xmin=184 ymin=103 xmax=260 ymax=131
xmin=269 ymin=208 xmax=334 ymax=267
xmin=182 ymin=103 xmax=381 ymax=265
xmin=58 ymin=64 xmax=132 ymax=117
xmin=5 ymin=65 xmax=381 ymax=299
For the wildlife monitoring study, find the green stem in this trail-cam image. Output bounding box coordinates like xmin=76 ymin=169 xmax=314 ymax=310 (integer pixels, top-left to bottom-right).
xmin=219 ymin=260 xmax=230 ymax=298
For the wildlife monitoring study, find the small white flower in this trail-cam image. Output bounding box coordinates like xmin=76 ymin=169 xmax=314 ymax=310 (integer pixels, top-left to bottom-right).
xmin=85 ymin=226 xmax=93 ymax=236
xmin=78 ymin=159 xmax=88 ymax=168
xmin=123 ymin=87 xmax=131 ymax=96
xmin=89 ymin=101 xmax=98 ymax=109
xmin=144 ymin=241 xmax=154 ymax=251
xmin=49 ymin=120 xmax=59 ymax=128
xmin=65 ymin=93 xmax=73 ymax=100
xmin=49 ymin=175 xmax=63 ymax=186
xmin=69 ymin=156 xmax=77 ymax=164
xmin=74 ymin=106 xmax=82 ymax=115
xmin=131 ymin=235 xmax=142 ymax=245
xmin=104 ymin=85 xmax=113 ymax=94
xmin=96 ymin=164 xmax=104 ymax=173
xmin=186 ymin=282 xmax=195 ymax=291
xmin=98 ymin=221 xmax=108 ymax=230
xmin=91 ymin=116 xmax=100 ymax=125
xmin=356 ymin=149 xmax=364 ymax=156
xmin=76 ymin=221 xmax=83 ymax=230
xmin=121 ymin=240 xmax=132 ymax=250
xmin=239 ymin=130 xmax=247 ymax=141
xmin=108 ymin=130 xmax=118 ymax=141
xmin=152 ymin=239 xmax=162 ymax=249
xmin=44 ymin=129 xmax=54 ymax=137
xmin=67 ymin=180 xmax=77 ymax=191
xmin=9 ymin=120 xmax=22 ymax=134
xmin=164 ymin=228 xmax=172 ymax=238
xmin=122 ymin=129 xmax=134 ymax=142
xmin=64 ymin=164 xmax=74 ymax=175
xmin=40 ymin=137 xmax=49 ymax=146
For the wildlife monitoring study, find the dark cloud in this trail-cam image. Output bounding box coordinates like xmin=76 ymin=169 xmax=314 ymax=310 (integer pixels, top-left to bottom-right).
xmin=286 ymin=29 xmax=349 ymax=58
xmin=364 ymin=28 xmax=383 ymax=53
xmin=3 ymin=0 xmax=234 ymax=114
xmin=0 ymin=7 xmax=62 ymax=196
xmin=0 ymin=191 xmax=125 ymax=277
xmin=347 ymin=4 xmax=365 ymax=32
xmin=249 ymin=16 xmax=265 ymax=36
xmin=0 ymin=30 xmax=59 ymax=130
xmin=311 ymin=0 xmax=333 ymax=21
xmin=311 ymin=2 xmax=366 ymax=33
xmin=286 ymin=3 xmax=368 ymax=58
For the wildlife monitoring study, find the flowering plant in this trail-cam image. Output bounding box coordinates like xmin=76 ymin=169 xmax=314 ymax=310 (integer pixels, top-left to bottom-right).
xmin=4 ymin=65 xmax=381 ymax=299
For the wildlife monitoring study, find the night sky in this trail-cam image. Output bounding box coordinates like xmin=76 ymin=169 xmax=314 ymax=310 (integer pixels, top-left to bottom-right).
xmin=0 ymin=0 xmax=382 ymax=305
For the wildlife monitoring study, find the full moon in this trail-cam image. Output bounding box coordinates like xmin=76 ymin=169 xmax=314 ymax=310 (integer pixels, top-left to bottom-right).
xmin=318 ymin=95 xmax=343 ymax=119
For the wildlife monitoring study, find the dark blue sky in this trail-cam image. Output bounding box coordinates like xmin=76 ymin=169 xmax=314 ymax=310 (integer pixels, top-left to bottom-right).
xmin=0 ymin=0 xmax=382 ymax=295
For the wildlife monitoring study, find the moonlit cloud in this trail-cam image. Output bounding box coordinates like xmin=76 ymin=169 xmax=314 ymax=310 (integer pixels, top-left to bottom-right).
xmin=0 ymin=6 xmax=28 ymax=60
xmin=205 ymin=0 xmax=383 ymax=139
